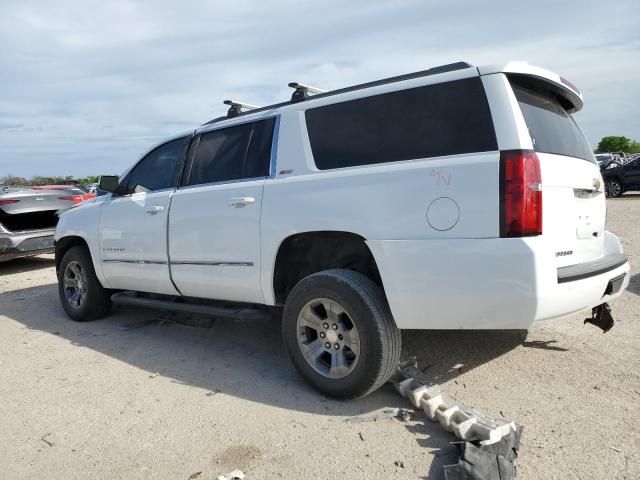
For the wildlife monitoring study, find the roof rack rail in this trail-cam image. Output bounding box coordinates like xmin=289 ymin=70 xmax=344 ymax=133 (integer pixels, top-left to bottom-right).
xmin=223 ymin=100 xmax=260 ymax=118
xmin=202 ymin=62 xmax=474 ymax=125
xmin=288 ymin=82 xmax=327 ymax=103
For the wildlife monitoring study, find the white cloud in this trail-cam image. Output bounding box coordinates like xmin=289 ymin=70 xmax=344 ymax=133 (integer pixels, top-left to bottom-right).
xmin=0 ymin=0 xmax=638 ymax=176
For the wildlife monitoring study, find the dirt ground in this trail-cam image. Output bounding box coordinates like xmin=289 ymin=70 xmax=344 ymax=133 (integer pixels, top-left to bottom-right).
xmin=1 ymin=198 xmax=639 ymax=480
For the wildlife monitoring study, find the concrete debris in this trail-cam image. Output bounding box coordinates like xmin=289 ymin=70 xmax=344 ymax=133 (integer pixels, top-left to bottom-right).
xmin=390 ymin=359 xmax=517 ymax=445
xmin=390 ymin=358 xmax=522 ymax=479
xmin=216 ymin=470 xmax=245 ymax=480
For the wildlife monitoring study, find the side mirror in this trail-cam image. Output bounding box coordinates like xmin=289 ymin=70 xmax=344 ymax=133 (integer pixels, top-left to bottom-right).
xmin=98 ymin=175 xmax=119 ymax=192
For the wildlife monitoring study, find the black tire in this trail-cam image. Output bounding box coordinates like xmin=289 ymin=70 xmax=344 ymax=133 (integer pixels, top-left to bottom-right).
xmin=282 ymin=269 xmax=401 ymax=399
xmin=606 ymin=179 xmax=623 ymax=198
xmin=58 ymin=245 xmax=112 ymax=321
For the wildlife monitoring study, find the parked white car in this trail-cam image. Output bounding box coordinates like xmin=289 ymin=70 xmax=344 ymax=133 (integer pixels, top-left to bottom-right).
xmin=54 ymin=61 xmax=629 ymax=398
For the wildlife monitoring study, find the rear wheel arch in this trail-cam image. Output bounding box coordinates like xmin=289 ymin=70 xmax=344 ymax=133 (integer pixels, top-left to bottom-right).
xmin=272 ymin=231 xmax=384 ymax=305
xmin=281 ymin=268 xmax=401 ymax=398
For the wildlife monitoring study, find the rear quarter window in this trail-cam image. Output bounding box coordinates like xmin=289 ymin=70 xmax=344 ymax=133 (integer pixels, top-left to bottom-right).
xmin=305 ymin=77 xmax=497 ymax=170
xmin=511 ymin=83 xmax=595 ymax=163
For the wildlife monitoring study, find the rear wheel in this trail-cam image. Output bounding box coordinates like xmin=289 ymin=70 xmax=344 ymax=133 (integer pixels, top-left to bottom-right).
xmin=606 ymin=179 xmax=623 ymax=198
xmin=58 ymin=246 xmax=112 ymax=321
xmin=282 ymin=269 xmax=401 ymax=399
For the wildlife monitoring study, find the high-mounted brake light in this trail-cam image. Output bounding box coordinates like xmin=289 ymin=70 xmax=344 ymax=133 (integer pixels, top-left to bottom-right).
xmin=500 ymin=150 xmax=542 ymax=237
xmin=0 ymin=199 xmax=20 ymax=205
xmin=560 ymin=76 xmax=580 ymax=96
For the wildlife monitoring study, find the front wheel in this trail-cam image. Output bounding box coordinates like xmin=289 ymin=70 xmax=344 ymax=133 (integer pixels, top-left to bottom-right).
xmin=605 ymin=179 xmax=623 ymax=198
xmin=282 ymin=269 xmax=401 ymax=399
xmin=58 ymin=246 xmax=112 ymax=321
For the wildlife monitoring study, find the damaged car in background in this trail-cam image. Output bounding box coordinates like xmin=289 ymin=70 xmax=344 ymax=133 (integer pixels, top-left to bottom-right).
xmin=0 ymin=186 xmax=94 ymax=262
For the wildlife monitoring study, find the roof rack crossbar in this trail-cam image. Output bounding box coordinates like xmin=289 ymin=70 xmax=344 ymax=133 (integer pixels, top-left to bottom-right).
xmin=288 ymin=82 xmax=327 ymax=103
xmin=223 ymin=100 xmax=260 ymax=118
xmin=203 ymin=61 xmax=473 ymax=125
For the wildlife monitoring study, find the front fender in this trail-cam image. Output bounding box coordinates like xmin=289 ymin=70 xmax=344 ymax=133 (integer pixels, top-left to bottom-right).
xmin=55 ymin=202 xmax=108 ymax=287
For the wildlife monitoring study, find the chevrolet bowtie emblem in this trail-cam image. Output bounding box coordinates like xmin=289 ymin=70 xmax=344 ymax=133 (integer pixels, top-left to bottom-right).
xmin=593 ymin=178 xmax=601 ymax=190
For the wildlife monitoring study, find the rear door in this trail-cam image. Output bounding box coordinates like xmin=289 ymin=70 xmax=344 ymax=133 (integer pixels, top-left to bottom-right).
xmin=510 ymin=79 xmax=605 ymax=267
xmin=168 ymin=117 xmax=276 ymax=303
xmin=99 ymin=136 xmax=190 ymax=294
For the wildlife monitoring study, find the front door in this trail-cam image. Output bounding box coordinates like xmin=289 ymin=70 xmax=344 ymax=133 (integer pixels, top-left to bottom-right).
xmin=99 ymin=135 xmax=191 ymax=294
xmin=168 ymin=117 xmax=276 ymax=303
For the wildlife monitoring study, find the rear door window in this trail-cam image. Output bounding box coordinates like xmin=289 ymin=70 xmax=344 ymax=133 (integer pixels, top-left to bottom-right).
xmin=184 ymin=118 xmax=275 ymax=186
xmin=243 ymin=117 xmax=276 ymax=178
xmin=511 ymin=84 xmax=595 ymax=163
xmin=305 ymin=77 xmax=497 ymax=170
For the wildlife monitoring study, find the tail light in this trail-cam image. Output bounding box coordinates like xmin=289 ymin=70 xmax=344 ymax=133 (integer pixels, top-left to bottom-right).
xmin=0 ymin=199 xmax=20 ymax=205
xmin=59 ymin=194 xmax=95 ymax=204
xmin=59 ymin=195 xmax=84 ymax=204
xmin=500 ymin=150 xmax=542 ymax=237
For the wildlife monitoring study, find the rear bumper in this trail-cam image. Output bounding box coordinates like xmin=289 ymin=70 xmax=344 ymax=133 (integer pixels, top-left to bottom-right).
xmin=0 ymin=228 xmax=55 ymax=262
xmin=557 ymin=253 xmax=627 ymax=283
xmin=367 ymin=230 xmax=629 ymax=329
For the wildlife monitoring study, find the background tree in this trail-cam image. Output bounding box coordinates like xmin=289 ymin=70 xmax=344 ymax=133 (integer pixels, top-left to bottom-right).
xmin=596 ymin=136 xmax=632 ymax=153
xmin=1 ymin=174 xmax=102 ymax=188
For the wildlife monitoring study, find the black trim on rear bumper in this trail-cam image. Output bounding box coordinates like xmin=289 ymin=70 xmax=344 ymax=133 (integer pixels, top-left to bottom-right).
xmin=557 ymin=254 xmax=628 ymax=283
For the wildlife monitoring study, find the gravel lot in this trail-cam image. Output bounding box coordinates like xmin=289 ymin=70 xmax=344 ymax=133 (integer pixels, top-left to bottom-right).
xmin=1 ymin=197 xmax=639 ymax=480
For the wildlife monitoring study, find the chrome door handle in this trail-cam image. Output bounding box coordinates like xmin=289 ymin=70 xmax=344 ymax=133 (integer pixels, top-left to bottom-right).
xmin=229 ymin=197 xmax=255 ymax=207
xmin=145 ymin=205 xmax=164 ymax=214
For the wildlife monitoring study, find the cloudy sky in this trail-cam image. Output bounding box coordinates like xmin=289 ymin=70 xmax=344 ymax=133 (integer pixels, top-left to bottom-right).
xmin=1 ymin=0 xmax=638 ymax=178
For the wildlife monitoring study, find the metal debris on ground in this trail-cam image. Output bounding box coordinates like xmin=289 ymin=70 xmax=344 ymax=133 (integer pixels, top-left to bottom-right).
xmin=148 ymin=372 xmax=159 ymax=379
xmin=390 ymin=358 xmax=523 ymax=479
xmin=40 ymin=433 xmax=54 ymax=447
xmin=117 ymin=319 xmax=159 ymax=331
xmin=345 ymin=408 xmax=405 ymax=423
xmin=443 ymin=426 xmax=523 ymax=480
xmin=216 ymin=470 xmax=245 ymax=480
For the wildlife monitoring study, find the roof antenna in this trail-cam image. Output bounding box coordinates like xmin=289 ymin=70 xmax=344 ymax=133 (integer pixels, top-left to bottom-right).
xmin=223 ymin=100 xmax=260 ymax=118
xmin=288 ymin=82 xmax=327 ymax=103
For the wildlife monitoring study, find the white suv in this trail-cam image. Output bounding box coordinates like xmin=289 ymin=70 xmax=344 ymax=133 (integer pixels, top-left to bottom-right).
xmin=55 ymin=61 xmax=629 ymax=398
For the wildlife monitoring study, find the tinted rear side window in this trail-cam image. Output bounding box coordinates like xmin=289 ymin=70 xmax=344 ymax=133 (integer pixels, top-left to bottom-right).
xmin=185 ymin=118 xmax=275 ymax=186
xmin=244 ymin=117 xmax=275 ymax=178
xmin=512 ymin=84 xmax=595 ymax=163
xmin=305 ymin=77 xmax=497 ymax=170
xmin=187 ymin=123 xmax=252 ymax=185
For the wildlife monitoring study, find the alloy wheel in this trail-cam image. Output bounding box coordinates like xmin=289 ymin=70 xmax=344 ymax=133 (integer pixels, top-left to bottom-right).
xmin=63 ymin=260 xmax=87 ymax=309
xmin=296 ymin=298 xmax=360 ymax=379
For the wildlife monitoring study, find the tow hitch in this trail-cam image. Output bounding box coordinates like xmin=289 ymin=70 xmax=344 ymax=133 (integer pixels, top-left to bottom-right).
xmin=584 ymin=303 xmax=614 ymax=333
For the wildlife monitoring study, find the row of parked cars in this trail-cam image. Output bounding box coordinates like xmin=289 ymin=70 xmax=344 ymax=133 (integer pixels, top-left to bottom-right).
xmin=0 ymin=185 xmax=95 ymax=262
xmin=597 ymin=152 xmax=640 ymax=197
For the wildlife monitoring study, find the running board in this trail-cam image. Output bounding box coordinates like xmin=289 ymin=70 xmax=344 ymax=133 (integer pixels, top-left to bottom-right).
xmin=111 ymin=292 xmax=271 ymax=321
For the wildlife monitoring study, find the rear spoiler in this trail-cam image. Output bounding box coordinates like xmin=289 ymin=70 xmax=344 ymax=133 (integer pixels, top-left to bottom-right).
xmin=478 ymin=61 xmax=583 ymax=113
